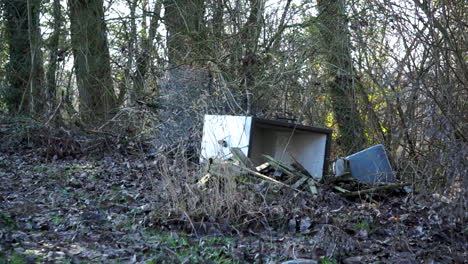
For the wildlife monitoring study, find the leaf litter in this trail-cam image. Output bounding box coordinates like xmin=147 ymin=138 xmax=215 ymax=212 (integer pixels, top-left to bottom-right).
xmin=0 ymin=144 xmax=466 ymax=263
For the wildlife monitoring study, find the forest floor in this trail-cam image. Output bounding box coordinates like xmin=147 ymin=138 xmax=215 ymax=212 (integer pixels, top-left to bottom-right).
xmin=0 ymin=136 xmax=466 ymax=263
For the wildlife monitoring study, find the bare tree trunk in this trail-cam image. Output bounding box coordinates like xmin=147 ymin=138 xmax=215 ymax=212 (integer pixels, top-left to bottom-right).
xmin=240 ymin=0 xmax=264 ymax=115
xmin=163 ymin=0 xmax=205 ymax=65
xmin=69 ymin=0 xmax=116 ymax=124
xmin=2 ymin=0 xmax=45 ymax=115
xmin=46 ymin=0 xmax=61 ymax=113
xmin=158 ymin=0 xmax=209 ymax=148
xmin=3 ymin=0 xmax=29 ymax=113
xmin=211 ymin=0 xmax=224 ymax=40
xmin=317 ymin=0 xmax=366 ymax=154
xmin=27 ymin=0 xmax=46 ymax=115
xmin=133 ymin=0 xmax=162 ymax=101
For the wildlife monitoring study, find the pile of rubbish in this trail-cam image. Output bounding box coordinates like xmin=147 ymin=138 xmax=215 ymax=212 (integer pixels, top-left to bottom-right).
xmin=199 ymin=115 xmax=409 ymax=198
xmin=198 ymin=146 xmax=410 ymax=198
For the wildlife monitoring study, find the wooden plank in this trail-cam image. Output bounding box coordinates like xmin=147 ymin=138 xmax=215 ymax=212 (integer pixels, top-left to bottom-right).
xmin=255 ymin=162 xmax=270 ymax=172
xmin=308 ymin=179 xmax=318 ymax=194
xmin=291 ymin=176 xmax=309 ymax=189
xmin=230 ymin=147 xmax=254 ymax=169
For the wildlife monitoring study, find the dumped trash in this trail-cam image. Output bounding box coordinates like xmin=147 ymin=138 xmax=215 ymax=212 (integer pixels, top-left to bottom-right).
xmin=333 ymin=144 xmax=396 ymax=184
xmin=329 ymin=145 xmax=408 ymax=197
xmin=200 ymin=116 xmax=407 ymax=197
xmin=198 ymin=147 xmax=319 ymax=194
xmin=200 ymin=115 xmax=333 ymax=179
xmin=199 ymin=146 xmax=408 ymax=198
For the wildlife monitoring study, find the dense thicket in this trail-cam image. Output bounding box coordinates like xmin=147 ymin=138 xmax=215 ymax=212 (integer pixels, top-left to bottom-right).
xmin=0 ymin=0 xmax=465 ymax=210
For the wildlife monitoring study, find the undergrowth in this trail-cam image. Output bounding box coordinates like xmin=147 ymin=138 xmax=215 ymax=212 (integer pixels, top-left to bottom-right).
xmin=156 ymin=153 xmax=270 ymax=230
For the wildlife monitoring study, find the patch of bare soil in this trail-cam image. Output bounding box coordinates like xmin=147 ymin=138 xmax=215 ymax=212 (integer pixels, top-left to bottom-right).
xmin=0 ymin=146 xmax=466 ymax=263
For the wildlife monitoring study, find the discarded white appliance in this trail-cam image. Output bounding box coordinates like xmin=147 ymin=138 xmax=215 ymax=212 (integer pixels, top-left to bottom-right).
xmin=200 ymin=115 xmax=332 ymax=179
xmin=333 ymin=144 xmax=395 ymax=184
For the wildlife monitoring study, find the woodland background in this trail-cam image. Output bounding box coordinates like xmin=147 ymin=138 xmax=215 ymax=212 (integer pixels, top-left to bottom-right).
xmin=0 ymin=0 xmax=466 ymax=263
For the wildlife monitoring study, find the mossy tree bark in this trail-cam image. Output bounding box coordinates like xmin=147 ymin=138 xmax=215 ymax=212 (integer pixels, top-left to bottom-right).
xmin=163 ymin=0 xmax=206 ymax=65
xmin=158 ymin=0 xmax=208 ymax=147
xmin=317 ymin=0 xmax=366 ymax=154
xmin=69 ymin=0 xmax=116 ymax=124
xmin=3 ymin=0 xmax=45 ymax=115
xmin=240 ymin=0 xmax=264 ymax=115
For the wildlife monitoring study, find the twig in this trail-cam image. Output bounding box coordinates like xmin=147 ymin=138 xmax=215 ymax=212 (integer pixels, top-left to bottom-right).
xmin=45 ymin=99 xmax=63 ymax=126
xmin=183 ymin=210 xmax=199 ymax=238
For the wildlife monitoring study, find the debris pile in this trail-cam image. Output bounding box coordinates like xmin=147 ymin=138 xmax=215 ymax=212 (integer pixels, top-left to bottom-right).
xmin=198 ymin=146 xmax=409 ymax=199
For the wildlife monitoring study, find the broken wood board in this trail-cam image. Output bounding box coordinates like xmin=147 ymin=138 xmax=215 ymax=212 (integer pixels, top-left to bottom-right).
xmin=255 ymin=162 xmax=270 ymax=172
xmin=288 ymin=153 xmax=313 ymax=178
xmin=197 ymin=173 xmax=212 ymax=187
xmin=291 ymin=176 xmax=309 ymax=189
xmin=308 ymin=179 xmax=318 ymax=194
xmin=230 ymin=147 xmax=254 ymax=169
xmin=232 ymin=164 xmax=304 ymax=193
xmin=263 ymin=155 xmax=312 ymax=180
xmin=263 ymin=154 xmax=319 ymax=194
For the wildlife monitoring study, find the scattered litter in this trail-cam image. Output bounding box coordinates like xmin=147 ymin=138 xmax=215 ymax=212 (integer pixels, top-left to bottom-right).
xmin=432 ymin=193 xmax=451 ymax=203
xmin=199 ymin=143 xmax=410 ymax=199
xmin=200 ymin=116 xmax=407 ymax=198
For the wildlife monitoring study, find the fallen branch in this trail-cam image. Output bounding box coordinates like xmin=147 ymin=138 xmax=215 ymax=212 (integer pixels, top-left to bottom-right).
xmin=343 ymin=183 xmax=410 ymax=197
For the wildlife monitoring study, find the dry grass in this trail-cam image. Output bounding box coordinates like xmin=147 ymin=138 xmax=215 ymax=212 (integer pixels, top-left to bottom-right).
xmin=148 ymin=148 xmax=309 ymax=233
xmin=157 ymin=154 xmax=253 ymax=219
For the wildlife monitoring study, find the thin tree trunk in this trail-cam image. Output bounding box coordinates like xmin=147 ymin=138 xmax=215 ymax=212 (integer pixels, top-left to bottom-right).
xmin=46 ymin=0 xmax=61 ymax=113
xmin=27 ymin=0 xmax=46 ymax=115
xmin=126 ymin=0 xmax=137 ymax=103
xmin=133 ymin=0 xmax=162 ymax=100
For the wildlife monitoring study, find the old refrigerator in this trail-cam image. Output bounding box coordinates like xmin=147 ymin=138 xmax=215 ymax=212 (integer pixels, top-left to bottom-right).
xmin=200 ymin=115 xmax=332 ymax=179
